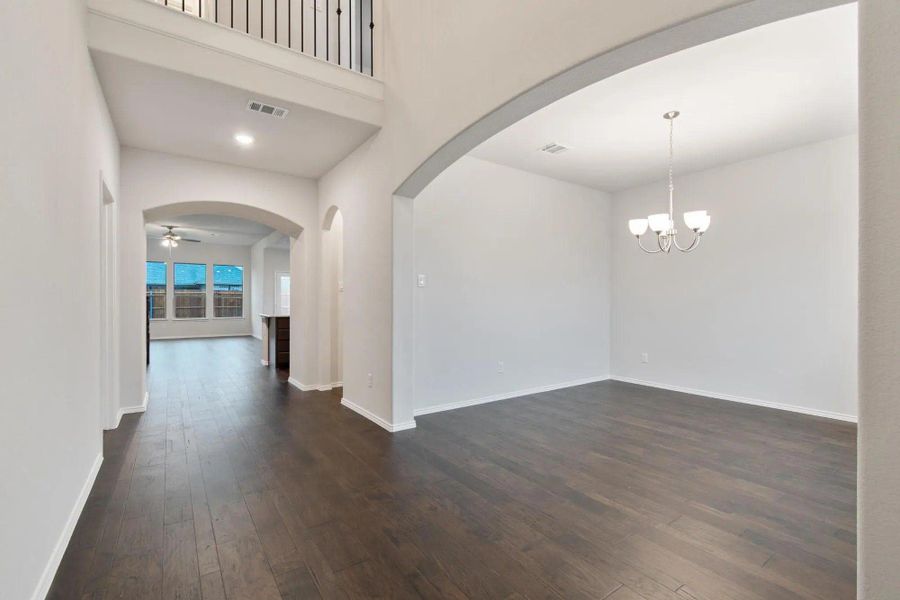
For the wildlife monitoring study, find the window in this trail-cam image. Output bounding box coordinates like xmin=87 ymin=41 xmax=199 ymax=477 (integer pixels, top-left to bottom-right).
xmin=146 ymin=261 xmax=167 ymax=319
xmin=214 ymin=264 xmax=244 ymax=317
xmin=174 ymin=263 xmax=207 ymax=318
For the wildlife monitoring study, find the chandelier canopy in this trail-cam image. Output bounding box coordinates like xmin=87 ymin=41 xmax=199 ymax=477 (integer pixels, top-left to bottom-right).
xmin=628 ymin=111 xmax=710 ymax=253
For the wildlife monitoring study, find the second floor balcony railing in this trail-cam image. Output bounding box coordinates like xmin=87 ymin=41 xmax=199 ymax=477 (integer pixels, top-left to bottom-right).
xmin=150 ymin=0 xmax=376 ymax=76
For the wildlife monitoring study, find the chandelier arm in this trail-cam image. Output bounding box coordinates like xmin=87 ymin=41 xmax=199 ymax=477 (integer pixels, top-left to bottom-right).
xmin=637 ymin=235 xmax=663 ymax=254
xmin=673 ymin=231 xmax=702 ymax=253
xmin=657 ymin=233 xmax=672 ymax=253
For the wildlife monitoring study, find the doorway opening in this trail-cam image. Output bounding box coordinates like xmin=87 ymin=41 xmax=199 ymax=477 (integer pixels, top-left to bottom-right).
xmin=320 ymin=206 xmax=344 ymax=391
xmin=142 ymin=211 xmax=297 ymax=384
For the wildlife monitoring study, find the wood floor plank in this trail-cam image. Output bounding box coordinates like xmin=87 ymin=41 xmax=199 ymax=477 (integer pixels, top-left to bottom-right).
xmin=48 ymin=337 xmax=857 ymax=599
xmin=163 ymin=520 xmax=202 ymax=600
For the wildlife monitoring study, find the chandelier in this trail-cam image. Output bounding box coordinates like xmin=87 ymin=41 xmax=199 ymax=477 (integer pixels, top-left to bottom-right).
xmin=628 ymin=111 xmax=710 ymax=253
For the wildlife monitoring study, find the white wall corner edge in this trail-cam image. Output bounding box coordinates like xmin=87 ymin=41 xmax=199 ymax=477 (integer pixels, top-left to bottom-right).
xmin=340 ymin=397 xmax=417 ymax=433
xmin=610 ymin=375 xmax=858 ymax=423
xmin=287 ymin=377 xmax=318 ymax=392
xmin=413 ymin=375 xmax=612 ymax=417
xmin=30 ymin=452 xmax=103 ymax=600
xmin=316 ymin=381 xmax=344 ymax=392
xmin=112 ymin=391 xmax=149 ymax=429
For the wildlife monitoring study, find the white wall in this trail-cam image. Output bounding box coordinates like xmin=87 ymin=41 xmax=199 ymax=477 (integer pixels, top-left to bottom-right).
xmin=146 ymin=241 xmax=252 ymax=339
xmin=413 ymin=157 xmax=611 ymax=414
xmin=0 ymin=1 xmax=120 ymax=598
xmin=262 ymin=247 xmax=291 ymax=315
xmin=611 ymin=135 xmax=858 ymax=420
xmin=249 ymin=233 xmax=291 ymax=339
xmin=120 ymin=148 xmax=320 ymax=410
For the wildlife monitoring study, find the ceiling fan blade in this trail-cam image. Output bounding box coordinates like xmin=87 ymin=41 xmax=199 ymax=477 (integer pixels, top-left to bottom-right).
xmin=181 ymin=238 xmax=202 ymax=243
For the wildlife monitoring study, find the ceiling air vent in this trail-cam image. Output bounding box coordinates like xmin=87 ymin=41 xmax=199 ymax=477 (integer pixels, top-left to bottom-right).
xmin=539 ymin=142 xmax=569 ymax=155
xmin=247 ymin=99 xmax=289 ymax=119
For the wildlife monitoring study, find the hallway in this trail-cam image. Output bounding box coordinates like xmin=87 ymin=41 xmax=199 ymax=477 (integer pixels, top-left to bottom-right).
xmin=49 ymin=338 xmax=856 ymax=599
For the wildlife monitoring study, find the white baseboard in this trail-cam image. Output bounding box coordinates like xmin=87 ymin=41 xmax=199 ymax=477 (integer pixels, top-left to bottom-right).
xmin=341 ymin=398 xmax=416 ymax=432
xmin=316 ymin=381 xmax=343 ymax=391
xmin=413 ymin=375 xmax=611 ymax=417
xmin=610 ymin=375 xmax=858 ymax=423
xmin=150 ymin=333 xmax=253 ymax=340
xmin=113 ymin=391 xmax=148 ymax=429
xmin=287 ymin=377 xmax=317 ymax=391
xmin=31 ymin=452 xmax=103 ymax=600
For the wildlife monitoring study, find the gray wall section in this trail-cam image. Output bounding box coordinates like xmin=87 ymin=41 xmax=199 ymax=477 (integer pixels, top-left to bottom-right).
xmin=858 ymin=0 xmax=900 ymax=597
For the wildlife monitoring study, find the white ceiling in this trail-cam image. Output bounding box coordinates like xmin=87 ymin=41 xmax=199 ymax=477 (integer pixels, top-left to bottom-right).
xmin=469 ymin=4 xmax=857 ymax=192
xmin=92 ymin=52 xmax=379 ymax=179
xmin=146 ymin=214 xmax=276 ymax=246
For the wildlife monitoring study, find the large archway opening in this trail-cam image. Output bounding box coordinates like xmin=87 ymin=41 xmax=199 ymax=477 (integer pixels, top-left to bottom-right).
xmin=135 ymin=200 xmax=314 ymax=410
xmin=391 ymin=0 xmax=854 ymax=425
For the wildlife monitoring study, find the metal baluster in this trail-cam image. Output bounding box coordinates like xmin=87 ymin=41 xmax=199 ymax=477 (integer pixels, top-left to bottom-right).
xmin=358 ymin=0 xmax=362 ymax=72
xmin=369 ymin=0 xmax=373 ymax=76
xmin=261 ymin=0 xmax=264 ymax=39
xmin=326 ymin=0 xmax=330 ymax=62
xmin=288 ymin=0 xmax=291 ymax=47
xmin=348 ymin=0 xmax=352 ymax=69
xmin=275 ymin=0 xmax=278 ymax=44
xmin=246 ymin=0 xmax=249 ymax=33
xmin=336 ymin=0 xmax=341 ymax=65
xmin=300 ymin=0 xmax=304 ymax=52
xmin=231 ymin=0 xmax=234 ymax=28
xmin=314 ymin=0 xmax=317 ymax=57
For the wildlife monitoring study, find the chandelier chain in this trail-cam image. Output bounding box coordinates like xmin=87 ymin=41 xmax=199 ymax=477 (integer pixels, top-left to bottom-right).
xmin=668 ymin=115 xmax=674 ymax=221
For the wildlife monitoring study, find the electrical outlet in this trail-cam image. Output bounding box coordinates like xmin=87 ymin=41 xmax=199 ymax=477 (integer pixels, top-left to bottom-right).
xmin=641 ymin=353 xmax=649 ymax=364
xmin=417 ymin=274 xmax=427 ymax=288
xmin=498 ymin=361 xmax=505 ymax=374
xmin=367 ymin=373 xmax=373 ymax=388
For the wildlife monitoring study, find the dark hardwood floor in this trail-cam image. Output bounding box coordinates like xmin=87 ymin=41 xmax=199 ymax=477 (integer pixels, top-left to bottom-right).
xmin=49 ymin=337 xmax=856 ymax=599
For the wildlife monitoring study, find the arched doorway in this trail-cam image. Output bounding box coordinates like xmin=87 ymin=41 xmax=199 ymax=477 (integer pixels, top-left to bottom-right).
xmin=390 ymin=0 xmax=853 ymax=425
xmin=128 ymin=200 xmax=315 ymax=414
xmin=318 ymin=205 xmax=344 ymax=391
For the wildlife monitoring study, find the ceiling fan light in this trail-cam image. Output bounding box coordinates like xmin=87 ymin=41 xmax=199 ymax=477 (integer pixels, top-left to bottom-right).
xmin=683 ymin=210 xmax=708 ymax=231
xmin=628 ymin=218 xmax=649 ymax=236
xmin=648 ymin=213 xmax=671 ymax=234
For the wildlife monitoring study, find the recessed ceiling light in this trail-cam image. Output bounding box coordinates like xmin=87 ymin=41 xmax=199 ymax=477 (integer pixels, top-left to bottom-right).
xmin=234 ymin=133 xmax=255 ymax=147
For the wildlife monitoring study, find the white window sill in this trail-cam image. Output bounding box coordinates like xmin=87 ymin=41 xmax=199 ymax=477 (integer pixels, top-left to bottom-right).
xmin=173 ymin=317 xmax=209 ymax=321
xmin=213 ymin=316 xmax=246 ymax=320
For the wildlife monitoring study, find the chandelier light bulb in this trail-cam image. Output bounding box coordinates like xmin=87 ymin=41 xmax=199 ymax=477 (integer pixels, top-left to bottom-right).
xmin=628 ymin=218 xmax=649 ymax=236
xmin=648 ymin=213 xmax=671 ymax=233
xmin=683 ymin=210 xmax=708 ymax=231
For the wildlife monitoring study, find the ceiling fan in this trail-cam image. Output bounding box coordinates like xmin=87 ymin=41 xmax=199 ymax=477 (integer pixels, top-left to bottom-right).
xmin=151 ymin=225 xmax=201 ymax=248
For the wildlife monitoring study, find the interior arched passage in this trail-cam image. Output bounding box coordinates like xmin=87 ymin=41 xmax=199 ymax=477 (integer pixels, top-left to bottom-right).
xmin=390 ymin=0 xmax=850 ymax=426
xmin=318 ymin=206 xmax=344 ymax=391
xmin=139 ymin=200 xmax=317 ymax=398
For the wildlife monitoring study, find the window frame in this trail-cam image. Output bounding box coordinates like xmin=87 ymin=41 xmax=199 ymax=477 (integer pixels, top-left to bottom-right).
xmin=146 ymin=260 xmax=168 ymax=320
xmin=212 ymin=263 xmax=245 ymax=319
xmin=173 ymin=262 xmax=208 ymax=320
